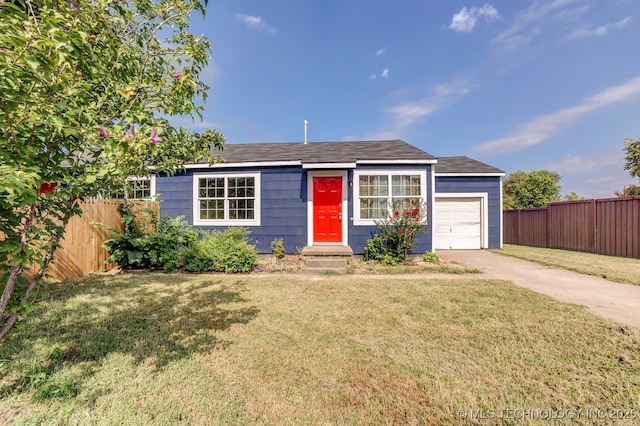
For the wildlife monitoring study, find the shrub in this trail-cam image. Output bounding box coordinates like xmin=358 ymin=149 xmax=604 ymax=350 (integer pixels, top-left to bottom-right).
xmin=363 ymin=234 xmax=386 ymax=261
xmin=367 ymin=201 xmax=429 ymax=264
xmin=183 ymin=227 xmax=257 ymax=273
xmin=102 ymin=203 xmax=198 ymax=273
xmin=270 ymin=238 xmax=286 ymax=259
xmin=422 ymin=251 xmax=439 ymax=263
xmin=381 ymin=253 xmax=401 ymax=266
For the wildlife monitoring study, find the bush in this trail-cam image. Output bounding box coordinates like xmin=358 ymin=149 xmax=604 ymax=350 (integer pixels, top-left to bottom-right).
xmin=364 ymin=234 xmax=386 ymax=261
xmin=364 ymin=201 xmax=429 ymax=264
xmin=103 ymin=204 xmax=198 ymax=273
xmin=422 ymin=251 xmax=439 ymax=263
xmin=183 ymin=227 xmax=257 ymax=273
xmin=381 ymin=253 xmax=401 ymax=266
xmin=270 ymin=238 xmax=286 ymax=259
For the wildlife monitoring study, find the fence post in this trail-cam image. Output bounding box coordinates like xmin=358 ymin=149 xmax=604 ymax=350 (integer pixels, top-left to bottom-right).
xmin=516 ymin=209 xmax=520 ymax=245
xmin=590 ymin=199 xmax=597 ymax=254
xmin=545 ymin=207 xmax=551 ymax=248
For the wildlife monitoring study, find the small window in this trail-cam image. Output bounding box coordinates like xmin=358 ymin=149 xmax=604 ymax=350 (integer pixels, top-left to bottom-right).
xmin=125 ymin=176 xmax=156 ymax=200
xmin=193 ymin=173 xmax=261 ymax=226
xmin=354 ymin=170 xmax=426 ymax=225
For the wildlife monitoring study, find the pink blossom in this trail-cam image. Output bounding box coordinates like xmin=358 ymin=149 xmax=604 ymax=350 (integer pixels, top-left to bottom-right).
xmin=150 ymin=129 xmax=160 ymax=144
xmin=172 ymin=71 xmax=182 ymax=80
xmin=126 ymin=124 xmax=135 ymax=141
xmin=397 ymin=229 xmax=403 ymax=235
xmin=99 ymin=126 xmax=109 ymax=138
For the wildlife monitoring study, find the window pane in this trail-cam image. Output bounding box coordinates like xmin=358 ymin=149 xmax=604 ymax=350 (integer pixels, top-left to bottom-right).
xmin=392 ymin=197 xmax=421 ymax=211
xmin=199 ymin=177 xmax=225 ymax=199
xmin=360 ymin=198 xmax=388 ymax=220
xmin=359 ymin=175 xmax=388 ymax=197
xmin=229 ymin=198 xmax=254 ymax=221
xmin=200 ymin=200 xmax=224 ymax=220
xmin=392 ymin=175 xmax=421 ymax=196
xmin=127 ymin=179 xmax=151 ymax=199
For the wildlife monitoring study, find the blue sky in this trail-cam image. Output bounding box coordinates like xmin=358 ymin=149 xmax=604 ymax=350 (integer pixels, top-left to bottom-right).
xmin=185 ymin=0 xmax=640 ymax=198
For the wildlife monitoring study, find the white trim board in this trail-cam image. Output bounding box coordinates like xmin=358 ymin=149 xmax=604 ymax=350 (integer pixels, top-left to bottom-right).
xmin=306 ymin=170 xmax=349 ymax=247
xmin=192 ymin=171 xmax=261 ymax=227
xmin=352 ymin=169 xmax=428 ymax=226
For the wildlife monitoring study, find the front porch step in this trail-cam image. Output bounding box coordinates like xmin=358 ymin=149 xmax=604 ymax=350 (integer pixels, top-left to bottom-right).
xmin=300 ymin=245 xmax=353 ymax=257
xmin=301 ymin=246 xmax=353 ymax=274
xmin=305 ymin=257 xmax=348 ymax=274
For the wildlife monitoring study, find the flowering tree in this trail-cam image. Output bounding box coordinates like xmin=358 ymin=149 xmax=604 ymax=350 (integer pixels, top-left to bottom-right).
xmin=374 ymin=202 xmax=429 ymax=263
xmin=0 ymin=0 xmax=223 ymax=339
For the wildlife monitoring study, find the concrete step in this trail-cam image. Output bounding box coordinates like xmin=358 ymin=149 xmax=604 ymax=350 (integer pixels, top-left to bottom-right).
xmin=305 ymin=257 xmax=348 ymax=274
xmin=300 ymin=245 xmax=353 ymax=257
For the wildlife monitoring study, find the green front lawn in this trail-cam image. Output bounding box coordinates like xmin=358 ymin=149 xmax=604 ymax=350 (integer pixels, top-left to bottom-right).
xmin=492 ymin=244 xmax=640 ymax=286
xmin=1 ymin=273 xmax=639 ymax=424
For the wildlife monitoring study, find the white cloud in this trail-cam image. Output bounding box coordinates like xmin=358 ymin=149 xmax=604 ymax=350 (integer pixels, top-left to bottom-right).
xmin=381 ymin=69 xmax=390 ymax=78
xmin=369 ymin=74 xmax=377 ymax=80
xmin=567 ymin=16 xmax=632 ymax=39
xmin=558 ymin=149 xmax=635 ymax=198
xmin=376 ymin=48 xmax=387 ymax=57
xmin=449 ymin=3 xmax=502 ymax=33
xmin=366 ymin=79 xmax=471 ymax=139
xmin=474 ymin=75 xmax=640 ymax=154
xmin=235 ymin=13 xmax=277 ymax=33
xmin=492 ymin=0 xmax=585 ymax=50
xmin=547 ymin=154 xmax=598 ymax=174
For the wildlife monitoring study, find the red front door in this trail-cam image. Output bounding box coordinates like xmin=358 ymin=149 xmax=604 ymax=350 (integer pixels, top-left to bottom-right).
xmin=313 ymin=176 xmax=342 ymax=243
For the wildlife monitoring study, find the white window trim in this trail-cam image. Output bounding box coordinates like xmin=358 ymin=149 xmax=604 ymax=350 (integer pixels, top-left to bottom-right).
xmin=193 ymin=172 xmax=261 ymax=226
xmin=353 ymin=169 xmax=427 ymax=226
xmin=125 ymin=176 xmax=156 ymax=200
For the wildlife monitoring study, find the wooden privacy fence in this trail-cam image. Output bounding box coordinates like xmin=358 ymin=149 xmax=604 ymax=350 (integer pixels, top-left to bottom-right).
xmin=503 ymin=197 xmax=640 ymax=259
xmin=49 ymin=198 xmax=159 ymax=280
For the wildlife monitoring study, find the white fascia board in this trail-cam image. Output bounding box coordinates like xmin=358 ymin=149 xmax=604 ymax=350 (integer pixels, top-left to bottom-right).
xmin=357 ymin=159 xmax=437 ymax=165
xmin=184 ymin=160 xmax=301 ymax=169
xmin=302 ymin=162 xmax=356 ymax=169
xmin=435 ymin=172 xmax=505 ymax=177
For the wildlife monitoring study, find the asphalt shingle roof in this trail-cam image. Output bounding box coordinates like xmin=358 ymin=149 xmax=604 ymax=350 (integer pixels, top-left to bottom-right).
xmin=435 ymin=156 xmax=504 ymax=174
xmin=209 ymin=140 xmax=436 ymax=164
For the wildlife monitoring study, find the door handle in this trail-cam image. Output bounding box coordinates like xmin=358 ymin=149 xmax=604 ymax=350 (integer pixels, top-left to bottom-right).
xmin=339 ymin=213 xmax=342 ymax=221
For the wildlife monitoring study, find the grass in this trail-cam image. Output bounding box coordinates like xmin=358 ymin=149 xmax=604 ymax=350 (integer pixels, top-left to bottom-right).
xmin=1 ymin=273 xmax=639 ymax=424
xmin=349 ymin=258 xmax=481 ymax=275
xmin=491 ymin=244 xmax=640 ymax=286
xmin=255 ymin=254 xmax=482 ymax=275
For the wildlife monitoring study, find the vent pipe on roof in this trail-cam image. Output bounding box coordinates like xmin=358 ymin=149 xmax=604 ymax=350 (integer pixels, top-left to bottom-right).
xmin=303 ymin=120 xmax=308 ymax=144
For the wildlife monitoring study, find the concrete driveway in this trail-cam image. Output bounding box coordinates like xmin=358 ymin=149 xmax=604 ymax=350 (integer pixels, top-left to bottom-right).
xmin=437 ymin=250 xmax=640 ymax=329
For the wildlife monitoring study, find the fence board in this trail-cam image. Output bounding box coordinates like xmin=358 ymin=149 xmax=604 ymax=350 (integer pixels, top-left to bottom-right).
xmin=47 ymin=199 xmax=158 ymax=280
xmin=504 ymin=197 xmax=640 ymax=259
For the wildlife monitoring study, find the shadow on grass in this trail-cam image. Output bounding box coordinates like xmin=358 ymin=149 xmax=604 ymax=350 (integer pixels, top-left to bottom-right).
xmin=0 ymin=273 xmax=259 ymax=397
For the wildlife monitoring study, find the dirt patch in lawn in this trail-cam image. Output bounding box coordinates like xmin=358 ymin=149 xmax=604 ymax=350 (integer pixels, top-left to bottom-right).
xmin=253 ymin=254 xmax=480 ymax=275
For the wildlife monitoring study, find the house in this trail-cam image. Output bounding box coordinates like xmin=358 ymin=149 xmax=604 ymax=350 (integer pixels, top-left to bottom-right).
xmin=153 ymin=139 xmax=504 ymax=254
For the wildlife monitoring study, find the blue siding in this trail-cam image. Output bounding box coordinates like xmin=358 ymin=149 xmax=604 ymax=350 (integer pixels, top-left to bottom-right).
xmin=158 ymin=167 xmax=307 ymax=253
xmin=435 ymin=176 xmax=502 ymax=248
xmin=158 ymin=164 xmax=500 ymax=254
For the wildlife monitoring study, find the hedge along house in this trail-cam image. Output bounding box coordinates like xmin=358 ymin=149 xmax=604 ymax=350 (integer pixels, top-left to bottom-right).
xmin=155 ymin=139 xmax=504 ymax=254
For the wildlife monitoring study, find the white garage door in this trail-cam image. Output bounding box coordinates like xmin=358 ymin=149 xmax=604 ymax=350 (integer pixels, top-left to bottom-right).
xmin=435 ymin=197 xmax=482 ymax=249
